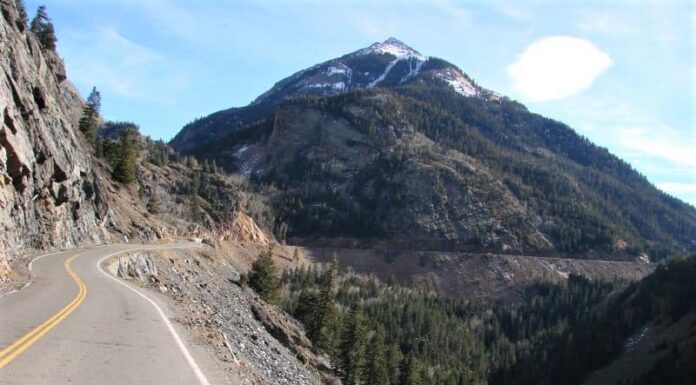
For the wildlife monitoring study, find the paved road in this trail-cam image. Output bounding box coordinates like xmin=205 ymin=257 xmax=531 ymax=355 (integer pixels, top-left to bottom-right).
xmin=0 ymin=244 xmax=211 ymax=385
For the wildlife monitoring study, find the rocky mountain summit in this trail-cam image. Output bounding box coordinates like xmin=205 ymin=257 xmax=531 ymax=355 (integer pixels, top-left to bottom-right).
xmin=171 ymin=38 xmax=488 ymax=152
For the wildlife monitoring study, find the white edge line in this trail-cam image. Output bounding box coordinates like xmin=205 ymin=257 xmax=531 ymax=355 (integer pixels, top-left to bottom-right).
xmin=96 ymin=246 xmax=211 ymax=385
xmin=1 ymin=250 xmax=68 ymax=298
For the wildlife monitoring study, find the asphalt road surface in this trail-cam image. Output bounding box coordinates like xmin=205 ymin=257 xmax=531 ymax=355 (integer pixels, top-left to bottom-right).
xmin=0 ymin=243 xmax=212 ymax=385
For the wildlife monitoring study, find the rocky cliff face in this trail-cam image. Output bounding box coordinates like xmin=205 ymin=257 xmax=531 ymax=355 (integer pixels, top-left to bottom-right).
xmin=0 ymin=1 xmax=107 ymax=279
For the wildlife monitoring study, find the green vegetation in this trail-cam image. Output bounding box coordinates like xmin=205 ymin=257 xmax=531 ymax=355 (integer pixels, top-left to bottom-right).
xmin=112 ymin=129 xmax=137 ymax=184
xmin=248 ymin=247 xmax=280 ymax=303
xmin=196 ymin=87 xmax=695 ymax=259
xmin=15 ymin=0 xmax=28 ymax=30
xmin=79 ymin=87 xmax=101 ymax=143
xmin=279 ymin=255 xmax=696 ymax=385
xmin=94 ymin=121 xmax=139 ymax=184
xmin=30 ymin=5 xmax=56 ymax=51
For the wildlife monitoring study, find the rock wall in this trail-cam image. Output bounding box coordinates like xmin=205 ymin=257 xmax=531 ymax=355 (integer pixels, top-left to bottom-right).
xmin=0 ymin=1 xmax=106 ymax=279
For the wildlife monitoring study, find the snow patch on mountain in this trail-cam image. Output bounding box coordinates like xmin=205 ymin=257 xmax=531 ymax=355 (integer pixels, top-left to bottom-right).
xmin=400 ymin=59 xmax=425 ymax=84
xmin=326 ymin=64 xmax=351 ymax=76
xmin=433 ymin=68 xmax=479 ymax=96
xmin=306 ymin=82 xmax=346 ymax=91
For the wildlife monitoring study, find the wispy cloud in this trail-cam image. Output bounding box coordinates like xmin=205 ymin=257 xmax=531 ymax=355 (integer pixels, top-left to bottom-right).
xmin=507 ymin=36 xmax=613 ymax=101
xmin=615 ymin=126 xmax=696 ymax=168
xmin=62 ymin=26 xmax=190 ymax=103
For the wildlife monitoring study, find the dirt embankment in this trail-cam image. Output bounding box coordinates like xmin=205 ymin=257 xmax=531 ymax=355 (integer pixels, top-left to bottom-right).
xmin=306 ymin=247 xmax=654 ymax=302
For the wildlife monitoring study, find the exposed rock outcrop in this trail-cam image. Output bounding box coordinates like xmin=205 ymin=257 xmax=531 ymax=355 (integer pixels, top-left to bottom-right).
xmin=0 ymin=1 xmax=106 ymax=280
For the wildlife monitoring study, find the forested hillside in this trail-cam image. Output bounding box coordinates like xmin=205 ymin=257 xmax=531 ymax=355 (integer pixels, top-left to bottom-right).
xmin=272 ymin=253 xmax=696 ymax=385
xmin=190 ymin=88 xmax=695 ymax=260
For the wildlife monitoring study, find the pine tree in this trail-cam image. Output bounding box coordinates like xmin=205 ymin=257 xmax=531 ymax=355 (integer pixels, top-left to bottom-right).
xmin=79 ymin=87 xmax=101 ymax=143
xmin=387 ymin=343 xmax=404 ymax=385
xmin=113 ymin=129 xmax=137 ymax=184
xmin=248 ymin=247 xmax=280 ymax=303
xmin=30 ymin=6 xmax=57 ymax=51
xmin=400 ymin=355 xmax=423 ymax=385
xmin=15 ymin=1 xmax=28 ymax=30
xmin=295 ymin=289 xmax=321 ymax=327
xmin=306 ymin=258 xmax=338 ymax=353
xmin=191 ymin=172 xmax=201 ymax=196
xmin=337 ymin=301 xmax=367 ymax=385
xmin=364 ymin=328 xmax=390 ymax=385
xmin=94 ymin=139 xmax=104 ymax=158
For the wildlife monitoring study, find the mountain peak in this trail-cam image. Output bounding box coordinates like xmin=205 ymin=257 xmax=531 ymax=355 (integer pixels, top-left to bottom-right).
xmin=356 ymin=37 xmax=426 ymax=61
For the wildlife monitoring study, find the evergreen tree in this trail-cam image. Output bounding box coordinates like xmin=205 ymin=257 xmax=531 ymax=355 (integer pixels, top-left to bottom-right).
xmin=94 ymin=139 xmax=104 ymax=158
xmin=386 ymin=342 xmax=404 ymax=385
xmin=337 ymin=301 xmax=367 ymax=385
xmin=248 ymin=247 xmax=280 ymax=303
xmin=191 ymin=172 xmax=201 ymax=196
xmin=364 ymin=328 xmax=390 ymax=385
xmin=306 ymin=258 xmax=338 ymax=353
xmin=79 ymin=87 xmax=101 ymax=143
xmin=399 ymin=355 xmax=423 ymax=385
xmin=15 ymin=0 xmax=28 ymax=30
xmin=30 ymin=6 xmax=56 ymax=51
xmin=295 ymin=288 xmax=321 ymax=327
xmin=113 ymin=129 xmax=137 ymax=184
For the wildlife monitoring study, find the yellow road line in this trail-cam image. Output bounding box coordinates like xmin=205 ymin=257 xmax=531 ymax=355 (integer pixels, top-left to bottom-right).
xmin=0 ymin=255 xmax=87 ymax=368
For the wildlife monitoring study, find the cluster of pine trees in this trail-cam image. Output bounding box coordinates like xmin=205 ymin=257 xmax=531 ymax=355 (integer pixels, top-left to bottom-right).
xmin=257 ymin=253 xmax=696 ymax=385
xmin=94 ymin=121 xmax=139 ymax=184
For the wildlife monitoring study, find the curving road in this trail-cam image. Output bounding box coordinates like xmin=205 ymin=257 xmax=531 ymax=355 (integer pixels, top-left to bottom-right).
xmin=0 ymin=243 xmax=213 ymax=385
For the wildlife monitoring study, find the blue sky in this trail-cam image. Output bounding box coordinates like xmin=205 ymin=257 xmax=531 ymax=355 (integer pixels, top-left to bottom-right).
xmin=27 ymin=0 xmax=695 ymax=206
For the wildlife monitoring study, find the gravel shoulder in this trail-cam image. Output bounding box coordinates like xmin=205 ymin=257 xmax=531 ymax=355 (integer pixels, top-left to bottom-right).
xmin=105 ymin=247 xmax=325 ymax=385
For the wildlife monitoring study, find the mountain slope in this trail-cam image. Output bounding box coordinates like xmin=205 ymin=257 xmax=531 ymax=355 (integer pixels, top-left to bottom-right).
xmin=501 ymin=254 xmax=696 ymax=385
xmin=171 ymin=38 xmax=696 ymax=260
xmin=582 ymin=254 xmax=696 ymax=385
xmin=187 ymin=88 xmax=696 ymax=259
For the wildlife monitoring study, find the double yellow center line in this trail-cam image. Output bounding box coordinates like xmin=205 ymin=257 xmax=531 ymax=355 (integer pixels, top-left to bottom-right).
xmin=0 ymin=255 xmax=87 ymax=368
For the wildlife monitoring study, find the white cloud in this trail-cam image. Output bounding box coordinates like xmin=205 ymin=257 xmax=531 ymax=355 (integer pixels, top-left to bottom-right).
xmin=507 ymin=36 xmax=613 ymax=101
xmin=615 ymin=126 xmax=696 ymax=168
